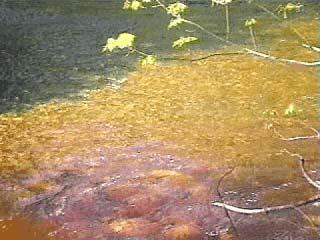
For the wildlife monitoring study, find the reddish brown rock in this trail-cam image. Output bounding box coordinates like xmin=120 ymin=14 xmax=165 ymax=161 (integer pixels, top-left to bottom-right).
xmin=119 ymin=192 xmax=165 ymax=218
xmin=105 ymin=218 xmax=160 ymax=237
xmin=164 ymin=224 xmax=202 ymax=240
xmin=105 ymin=185 xmax=142 ymax=202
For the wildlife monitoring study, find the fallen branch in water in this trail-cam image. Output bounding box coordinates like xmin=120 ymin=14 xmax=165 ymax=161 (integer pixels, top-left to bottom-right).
xmin=215 ymin=168 xmax=239 ymax=238
xmin=244 ymin=48 xmax=320 ymax=67
xmin=212 ymin=150 xmax=320 ymax=215
xmin=274 ymin=127 xmax=320 ymax=142
xmin=294 ymin=206 xmax=320 ymax=238
xmin=212 ymin=128 xmax=320 ymax=215
xmin=283 ymin=149 xmax=320 ymax=190
xmin=191 ymin=51 xmax=243 ymax=62
xmin=302 ymin=44 xmax=320 ymax=53
xmin=213 ymin=194 xmax=320 ymax=215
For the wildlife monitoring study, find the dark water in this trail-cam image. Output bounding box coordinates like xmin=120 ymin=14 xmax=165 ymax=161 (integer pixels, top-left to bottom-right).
xmin=0 ymin=0 xmax=319 ymax=113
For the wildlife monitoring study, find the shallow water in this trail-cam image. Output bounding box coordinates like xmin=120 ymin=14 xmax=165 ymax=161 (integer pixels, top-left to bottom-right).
xmin=0 ymin=0 xmax=320 ymax=239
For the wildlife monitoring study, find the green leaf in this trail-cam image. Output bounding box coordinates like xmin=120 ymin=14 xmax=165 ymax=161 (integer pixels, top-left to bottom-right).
xmin=116 ymin=33 xmax=136 ymax=49
xmin=284 ymin=103 xmax=297 ymax=117
xmin=172 ymin=36 xmax=199 ymax=49
xmin=245 ymin=18 xmax=257 ymax=28
xmin=141 ymin=55 xmax=157 ymax=66
xmin=123 ymin=0 xmax=131 ymax=10
xmin=102 ymin=38 xmax=117 ymax=52
xmin=167 ymin=2 xmax=188 ymax=17
xmin=285 ymin=3 xmax=300 ymax=12
xmin=131 ymin=0 xmax=144 ymax=10
xmin=123 ymin=0 xmax=144 ymax=11
xmin=168 ymin=17 xmax=185 ymax=29
xmin=102 ymin=33 xmax=136 ymax=53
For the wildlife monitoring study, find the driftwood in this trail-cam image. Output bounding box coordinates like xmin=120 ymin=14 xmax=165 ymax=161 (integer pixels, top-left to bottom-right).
xmin=212 ymin=149 xmax=320 ymax=213
xmin=244 ymin=48 xmax=320 ymax=67
xmin=215 ymin=168 xmax=239 ymax=238
xmin=274 ymin=127 xmax=320 ymax=142
xmin=281 ymin=149 xmax=320 ymax=190
xmin=213 ymin=194 xmax=320 ymax=215
xmin=212 ymin=128 xmax=320 ymax=218
xmin=303 ymin=44 xmax=320 ymax=53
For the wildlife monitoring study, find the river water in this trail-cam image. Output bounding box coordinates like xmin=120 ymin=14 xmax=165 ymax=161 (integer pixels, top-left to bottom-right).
xmin=1 ymin=0 xmax=318 ymax=114
xmin=0 ymin=1 xmax=319 ymax=239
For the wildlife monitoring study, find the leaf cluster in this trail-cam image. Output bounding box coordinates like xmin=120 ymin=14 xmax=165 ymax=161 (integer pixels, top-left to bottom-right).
xmin=102 ymin=33 xmax=136 ymax=52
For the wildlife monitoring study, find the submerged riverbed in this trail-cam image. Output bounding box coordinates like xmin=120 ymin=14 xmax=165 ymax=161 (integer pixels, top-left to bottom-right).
xmin=0 ymin=0 xmax=320 ymax=239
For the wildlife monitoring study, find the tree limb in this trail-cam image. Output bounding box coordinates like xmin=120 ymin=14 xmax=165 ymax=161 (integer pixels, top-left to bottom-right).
xmin=191 ymin=51 xmax=244 ymax=62
xmin=215 ymin=167 xmax=239 ymax=238
xmin=294 ymin=207 xmax=320 ymax=238
xmin=213 ymin=150 xmax=320 ymax=215
xmin=303 ymin=44 xmax=320 ymax=53
xmin=274 ymin=128 xmax=320 ymax=142
xmin=212 ymin=194 xmax=320 ymax=215
xmin=283 ymin=149 xmax=320 ymax=190
xmin=244 ymin=48 xmax=320 ymax=67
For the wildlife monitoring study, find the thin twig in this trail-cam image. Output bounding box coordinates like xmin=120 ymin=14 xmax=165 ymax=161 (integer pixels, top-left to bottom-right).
xmin=213 ymin=149 xmax=320 ymax=215
xmin=244 ymin=48 xmax=320 ymax=66
xmin=283 ymin=149 xmax=320 ymax=190
xmin=302 ymin=44 xmax=320 ymax=53
xmin=212 ymin=194 xmax=320 ymax=215
xmin=274 ymin=128 xmax=320 ymax=142
xmin=131 ymin=48 xmax=150 ymax=57
xmin=249 ymin=27 xmax=257 ymax=50
xmin=216 ymin=167 xmax=239 ymax=238
xmin=293 ymin=207 xmax=320 ymax=238
xmin=191 ymin=51 xmax=244 ymax=61
xmin=183 ymin=19 xmax=235 ymax=46
xmin=225 ymin=5 xmax=230 ymax=40
xmin=253 ymin=3 xmax=310 ymax=45
xmin=154 ymin=0 xmax=167 ymax=10
xmin=154 ymin=0 xmax=320 ymax=68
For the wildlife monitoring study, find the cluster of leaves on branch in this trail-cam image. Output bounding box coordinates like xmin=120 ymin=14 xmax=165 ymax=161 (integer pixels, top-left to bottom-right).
xmin=277 ymin=2 xmax=304 ymax=19
xmin=166 ymin=2 xmax=188 ymax=16
xmin=123 ymin=0 xmax=151 ymax=11
xmin=102 ymin=33 xmax=136 ymax=52
xmin=102 ymin=0 xmax=200 ymax=66
xmin=102 ymin=0 xmax=304 ymax=66
xmin=172 ymin=36 xmax=199 ymax=48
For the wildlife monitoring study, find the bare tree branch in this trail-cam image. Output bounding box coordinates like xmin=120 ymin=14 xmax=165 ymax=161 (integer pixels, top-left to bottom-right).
xmin=213 ymin=150 xmax=320 ymax=215
xmin=253 ymin=3 xmax=310 ymax=45
xmin=212 ymin=194 xmax=320 ymax=215
xmin=190 ymin=48 xmax=320 ymax=67
xmin=283 ymin=149 xmax=320 ymax=190
xmin=274 ymin=128 xmax=320 ymax=142
xmin=191 ymin=51 xmax=244 ymax=62
xmin=244 ymin=48 xmax=320 ymax=67
xmin=216 ymin=167 xmax=239 ymax=238
xmin=302 ymin=44 xmax=320 ymax=53
xmin=294 ymin=207 xmax=320 ymax=238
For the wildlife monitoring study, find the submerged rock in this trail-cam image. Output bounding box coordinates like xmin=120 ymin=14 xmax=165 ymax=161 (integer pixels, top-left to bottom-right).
xmin=164 ymin=224 xmax=202 ymax=240
xmin=9 ymin=142 xmax=230 ymax=239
